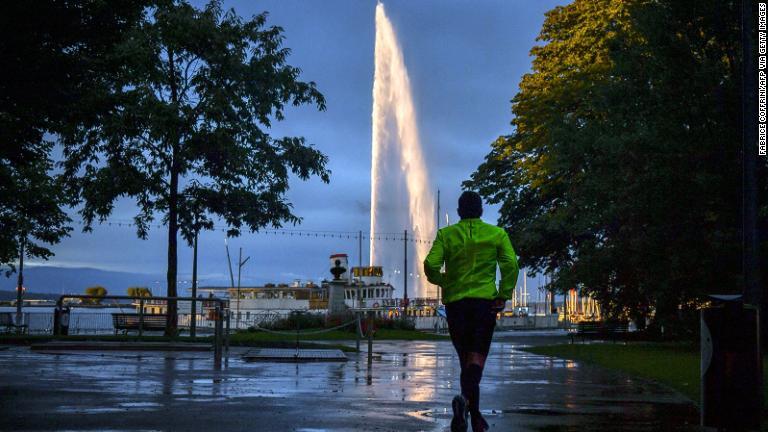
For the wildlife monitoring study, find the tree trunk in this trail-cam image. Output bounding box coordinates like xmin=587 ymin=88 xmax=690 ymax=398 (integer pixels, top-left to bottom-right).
xmin=166 ymin=164 xmax=179 ymax=336
xmin=15 ymin=235 xmax=24 ymax=328
xmin=165 ymin=48 xmax=180 ymax=336
xmin=191 ymin=229 xmax=198 ymax=338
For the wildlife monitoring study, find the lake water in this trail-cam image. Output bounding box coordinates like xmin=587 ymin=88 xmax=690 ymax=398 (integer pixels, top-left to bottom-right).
xmin=0 ymin=306 xmax=215 ymax=335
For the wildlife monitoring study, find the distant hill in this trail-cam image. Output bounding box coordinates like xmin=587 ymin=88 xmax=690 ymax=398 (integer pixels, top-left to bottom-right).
xmin=0 ymin=266 xmax=165 ymax=296
xmin=0 ymin=290 xmax=60 ymax=301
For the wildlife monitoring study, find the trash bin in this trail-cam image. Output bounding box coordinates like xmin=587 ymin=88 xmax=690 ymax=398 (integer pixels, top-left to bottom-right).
xmin=53 ymin=305 xmax=70 ymax=336
xmin=701 ymin=295 xmax=761 ymax=430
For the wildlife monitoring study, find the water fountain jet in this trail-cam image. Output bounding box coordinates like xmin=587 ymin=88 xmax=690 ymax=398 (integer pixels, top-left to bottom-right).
xmin=369 ymin=3 xmax=436 ymax=298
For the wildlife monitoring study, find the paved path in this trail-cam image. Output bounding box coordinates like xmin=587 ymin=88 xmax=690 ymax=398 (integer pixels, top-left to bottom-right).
xmin=0 ymin=333 xmax=699 ymax=431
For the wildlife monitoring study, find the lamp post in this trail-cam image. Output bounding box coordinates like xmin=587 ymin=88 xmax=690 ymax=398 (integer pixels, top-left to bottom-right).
xmin=191 ymin=229 xmax=198 ymax=337
xmin=236 ymin=247 xmax=250 ymax=329
xmin=403 ymin=230 xmax=408 ymax=308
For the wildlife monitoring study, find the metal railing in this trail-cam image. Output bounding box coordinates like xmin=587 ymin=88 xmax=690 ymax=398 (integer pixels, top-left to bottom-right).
xmin=234 ymin=311 xmax=289 ymax=330
xmin=54 ymin=295 xmax=229 ymax=366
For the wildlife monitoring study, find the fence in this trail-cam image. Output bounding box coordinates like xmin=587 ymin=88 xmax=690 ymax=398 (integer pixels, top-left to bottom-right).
xmin=2 ymin=300 xmax=388 ymax=369
xmin=52 ymin=295 xmax=228 ymax=365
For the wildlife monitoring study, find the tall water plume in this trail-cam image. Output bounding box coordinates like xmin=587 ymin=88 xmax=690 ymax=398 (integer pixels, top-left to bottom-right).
xmin=370 ymin=3 xmax=435 ymax=298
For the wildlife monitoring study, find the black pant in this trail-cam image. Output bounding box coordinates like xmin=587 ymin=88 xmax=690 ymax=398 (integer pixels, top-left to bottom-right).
xmin=445 ymin=297 xmax=496 ymax=357
xmin=446 ymin=297 xmax=496 ymax=420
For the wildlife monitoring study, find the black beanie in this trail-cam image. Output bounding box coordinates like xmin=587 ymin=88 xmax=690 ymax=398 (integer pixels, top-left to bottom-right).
xmin=458 ymin=191 xmax=483 ymax=219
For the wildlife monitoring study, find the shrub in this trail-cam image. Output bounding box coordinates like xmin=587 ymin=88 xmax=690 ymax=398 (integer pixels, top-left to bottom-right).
xmin=266 ymin=311 xmax=326 ymax=330
xmin=127 ymin=287 xmax=152 ymax=297
xmin=326 ymin=312 xmax=356 ymax=332
xmin=374 ymin=316 xmax=415 ymax=331
xmin=251 ymin=311 xmax=415 ymax=334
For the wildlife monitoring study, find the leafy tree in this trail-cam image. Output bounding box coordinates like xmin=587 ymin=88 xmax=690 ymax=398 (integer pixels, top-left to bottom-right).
xmin=0 ymin=148 xmax=71 ymax=276
xmin=84 ymin=286 xmax=108 ymax=305
xmin=467 ymin=0 xmax=761 ymax=333
xmin=61 ymin=1 xmax=329 ymax=335
xmin=127 ymin=286 xmax=153 ymax=297
xmin=0 ymin=1 xmax=147 ymax=275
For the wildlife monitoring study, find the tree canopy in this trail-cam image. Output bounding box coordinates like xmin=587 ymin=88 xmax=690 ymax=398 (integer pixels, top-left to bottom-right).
xmin=466 ymin=0 xmax=765 ymax=332
xmin=0 ymin=1 xmax=148 ymax=274
xmin=61 ymin=0 xmax=330 ymax=334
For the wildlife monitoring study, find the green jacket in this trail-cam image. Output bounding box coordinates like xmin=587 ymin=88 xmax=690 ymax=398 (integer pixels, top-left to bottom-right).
xmin=423 ymin=218 xmax=519 ymax=304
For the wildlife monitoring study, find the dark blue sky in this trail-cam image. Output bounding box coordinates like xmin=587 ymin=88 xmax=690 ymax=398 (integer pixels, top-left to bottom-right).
xmin=24 ymin=0 xmax=567 ymax=295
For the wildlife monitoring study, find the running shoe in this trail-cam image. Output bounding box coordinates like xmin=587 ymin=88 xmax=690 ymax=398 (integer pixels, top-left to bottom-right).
xmin=451 ymin=394 xmax=469 ymax=432
xmin=471 ymin=414 xmax=489 ymax=432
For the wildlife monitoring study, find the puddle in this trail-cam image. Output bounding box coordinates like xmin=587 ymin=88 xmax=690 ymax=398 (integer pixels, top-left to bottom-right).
xmin=174 ymin=397 xmax=228 ymax=402
xmin=55 ymin=407 xmax=126 ymax=414
xmin=408 ymin=407 xmax=506 ymax=421
xmin=118 ymin=402 xmax=162 ymax=408
xmin=2 ymin=339 xmax=700 ymax=430
xmin=504 ymin=379 xmax=551 ymax=385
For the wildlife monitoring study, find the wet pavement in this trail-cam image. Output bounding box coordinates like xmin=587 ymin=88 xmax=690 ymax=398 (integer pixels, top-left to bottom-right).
xmin=0 ymin=331 xmax=700 ymax=431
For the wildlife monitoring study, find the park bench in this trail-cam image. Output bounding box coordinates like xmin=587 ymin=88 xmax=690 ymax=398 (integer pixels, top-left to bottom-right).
xmin=569 ymin=321 xmax=629 ymax=343
xmin=111 ymin=313 xmax=167 ymax=334
xmin=0 ymin=311 xmax=28 ymax=334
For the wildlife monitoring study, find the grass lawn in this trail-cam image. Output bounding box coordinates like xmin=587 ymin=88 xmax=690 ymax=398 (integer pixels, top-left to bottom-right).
xmin=0 ymin=328 xmax=447 ymax=353
xmin=227 ymin=336 xmax=358 ymax=352
xmin=228 ymin=328 xmax=447 ymax=352
xmin=0 ymin=334 xmax=212 ymax=344
xmin=229 ymin=328 xmax=449 ymax=343
xmin=372 ymin=328 xmax=450 ymax=340
xmin=522 ymin=343 xmax=768 ymax=409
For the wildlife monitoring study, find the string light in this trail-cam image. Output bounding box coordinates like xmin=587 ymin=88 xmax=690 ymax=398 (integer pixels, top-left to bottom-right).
xmin=72 ymin=219 xmax=434 ymax=243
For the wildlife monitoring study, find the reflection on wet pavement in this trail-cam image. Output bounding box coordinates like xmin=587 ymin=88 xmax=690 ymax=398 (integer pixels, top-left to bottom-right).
xmin=0 ymin=336 xmax=699 ymax=431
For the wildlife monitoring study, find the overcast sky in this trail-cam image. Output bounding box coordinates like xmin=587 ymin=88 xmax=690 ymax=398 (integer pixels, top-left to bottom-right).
xmin=25 ymin=0 xmax=567 ymax=295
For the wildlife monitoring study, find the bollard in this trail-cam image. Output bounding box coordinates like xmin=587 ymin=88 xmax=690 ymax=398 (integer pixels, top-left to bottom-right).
xmin=53 ymin=304 xmax=61 ymax=336
xmin=138 ymin=298 xmax=145 ymax=338
xmin=355 ymin=313 xmax=361 ymax=353
xmin=224 ymin=309 xmax=230 ymax=353
xmin=367 ymin=311 xmax=374 ymax=367
xmin=214 ymin=304 xmax=223 ymax=368
xmin=53 ymin=304 xmax=70 ymax=336
xmin=191 ymin=296 xmax=197 ymax=338
xmin=701 ymin=296 xmax=761 ymax=430
xmin=295 ymin=311 xmax=301 ymax=357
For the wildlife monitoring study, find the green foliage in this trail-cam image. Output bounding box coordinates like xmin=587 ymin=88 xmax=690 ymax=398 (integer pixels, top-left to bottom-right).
xmin=265 ymin=312 xmax=327 ymax=331
xmin=325 ymin=312 xmax=357 ymax=328
xmin=0 ymin=152 xmax=72 ymax=276
xmin=61 ymin=0 xmax=329 ymax=241
xmin=240 ymin=309 xmax=440 ymax=341
xmin=466 ymin=0 xmax=761 ymax=328
xmin=59 ymin=1 xmax=330 ymax=334
xmin=374 ymin=317 xmax=415 ymax=331
xmin=0 ymin=1 xmax=148 ymax=274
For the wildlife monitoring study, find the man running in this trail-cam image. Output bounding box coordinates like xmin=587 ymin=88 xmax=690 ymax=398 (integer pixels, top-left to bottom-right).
xmin=423 ymin=191 xmax=519 ymax=432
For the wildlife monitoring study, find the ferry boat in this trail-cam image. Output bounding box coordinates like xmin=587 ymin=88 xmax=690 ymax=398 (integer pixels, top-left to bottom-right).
xmin=128 ymin=253 xmax=452 ymax=331
xmin=193 ymin=253 xmax=418 ymax=329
